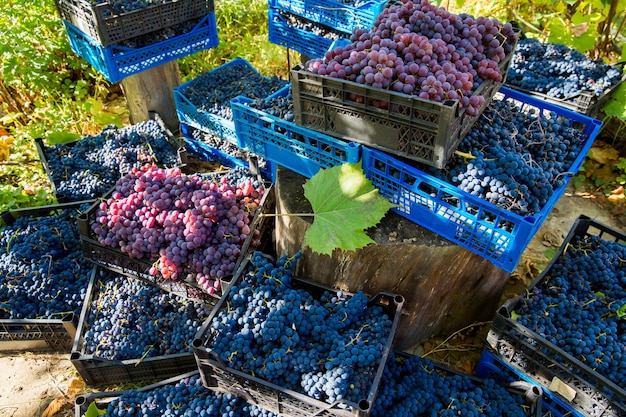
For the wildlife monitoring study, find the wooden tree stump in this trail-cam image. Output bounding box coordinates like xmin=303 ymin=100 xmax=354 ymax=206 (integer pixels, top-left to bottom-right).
xmin=273 ymin=167 xmax=511 ymax=349
xmin=120 ymin=61 xmax=181 ymax=132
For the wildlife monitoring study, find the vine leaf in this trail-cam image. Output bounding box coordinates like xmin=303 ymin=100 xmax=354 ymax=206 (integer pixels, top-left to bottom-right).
xmin=302 ymin=162 xmax=396 ymax=255
xmin=84 ymin=402 xmax=107 ymax=417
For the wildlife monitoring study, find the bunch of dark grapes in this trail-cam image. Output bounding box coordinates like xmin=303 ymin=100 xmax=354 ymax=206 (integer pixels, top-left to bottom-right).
xmin=248 ymin=86 xmax=295 ymax=123
xmin=82 ymin=273 xmax=211 ymax=360
xmin=0 ymin=206 xmax=92 ymax=319
xmin=276 ymin=10 xmax=345 ymax=41
xmin=44 ymin=120 xmax=180 ymax=201
xmin=429 ymin=95 xmax=589 ymax=216
xmin=180 ymin=61 xmax=288 ymax=121
xmin=91 ymin=164 xmax=266 ymax=293
xmin=305 ymin=0 xmax=518 ymax=115
xmin=507 ymin=38 xmax=623 ymax=99
xmin=119 ymin=17 xmax=202 ymax=48
xmin=103 ymin=374 xmax=278 ymax=416
xmin=372 ymin=353 xmax=530 ymax=416
xmin=513 ymin=234 xmax=626 ymax=388
xmin=207 ymin=252 xmax=395 ymax=406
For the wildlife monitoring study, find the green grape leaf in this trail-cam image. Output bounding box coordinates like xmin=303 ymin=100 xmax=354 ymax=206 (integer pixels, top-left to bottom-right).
xmin=510 ymin=310 xmax=521 ymax=321
xmin=302 ymin=162 xmax=396 ymax=255
xmin=618 ymin=304 xmax=626 ymax=319
xmin=89 ymin=99 xmax=123 ymax=128
xmin=45 ymin=130 xmax=82 ymax=145
xmin=602 ymin=84 xmax=626 ymax=120
xmin=84 ymin=402 xmax=107 ymax=417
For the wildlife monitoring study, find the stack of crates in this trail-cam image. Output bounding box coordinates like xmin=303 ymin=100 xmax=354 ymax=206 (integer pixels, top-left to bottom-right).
xmin=54 ymin=0 xmax=219 ymax=82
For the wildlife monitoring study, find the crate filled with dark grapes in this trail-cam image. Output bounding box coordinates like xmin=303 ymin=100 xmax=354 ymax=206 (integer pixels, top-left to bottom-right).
xmin=70 ymin=268 xmax=212 ymax=386
xmin=181 ymin=123 xmax=276 ymax=182
xmin=231 ymin=84 xmax=361 ymax=179
xmin=484 ymin=215 xmax=626 ymax=416
xmin=373 ymin=351 xmax=543 ymax=417
xmin=0 ymin=202 xmax=95 ymax=351
xmin=476 ymin=350 xmax=591 ymax=417
xmin=269 ymin=0 xmax=387 ymax=36
xmin=361 ymin=86 xmax=602 ymax=273
xmin=193 ymin=251 xmax=405 ymax=417
xmin=173 ymin=57 xmax=289 ymax=145
xmin=268 ymin=8 xmax=348 ymax=60
xmin=77 ymin=164 xmax=272 ymax=301
xmin=64 ymin=12 xmax=218 ymax=83
xmin=291 ymin=0 xmax=519 ymax=169
xmin=74 ymin=371 xmax=281 ymax=416
xmin=36 ymin=116 xmax=185 ymax=203
xmin=505 ymin=38 xmax=625 ymax=116
xmin=54 ymin=0 xmax=214 ymax=47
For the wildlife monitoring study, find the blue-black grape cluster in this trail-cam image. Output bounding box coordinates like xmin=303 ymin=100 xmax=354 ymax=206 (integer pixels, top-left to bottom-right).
xmin=119 ymin=17 xmax=202 ymax=48
xmin=101 ymin=374 xmax=278 ymax=416
xmin=507 ymin=38 xmax=623 ymax=99
xmin=372 ymin=353 xmax=530 ymax=416
xmin=276 ymin=10 xmax=345 ymax=41
xmin=44 ymin=120 xmax=180 ymax=202
xmin=248 ymin=87 xmax=295 ymax=123
xmin=207 ymin=252 xmax=395 ymax=407
xmin=305 ymin=0 xmax=518 ymax=115
xmin=180 ymin=62 xmax=288 ymax=121
xmin=0 ymin=206 xmax=92 ymax=319
xmin=91 ymin=164 xmax=266 ymax=294
xmin=82 ymin=273 xmax=210 ymax=360
xmin=512 ymin=234 xmax=626 ymax=388
xmin=429 ymin=96 xmax=589 ymax=216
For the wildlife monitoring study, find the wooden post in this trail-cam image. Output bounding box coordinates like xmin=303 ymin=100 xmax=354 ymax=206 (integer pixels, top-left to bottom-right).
xmin=120 ymin=61 xmax=182 ymax=133
xmin=273 ymin=167 xmax=512 ymax=350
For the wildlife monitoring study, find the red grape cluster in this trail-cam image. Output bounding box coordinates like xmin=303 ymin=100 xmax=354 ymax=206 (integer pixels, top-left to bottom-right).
xmin=91 ymin=164 xmax=265 ymax=294
xmin=306 ymin=0 xmax=518 ymax=115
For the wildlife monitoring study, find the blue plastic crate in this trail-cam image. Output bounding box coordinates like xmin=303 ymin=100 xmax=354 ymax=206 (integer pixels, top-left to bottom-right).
xmin=361 ymin=86 xmax=602 ymax=273
xmin=269 ymin=0 xmax=385 ymax=35
xmin=174 ymin=58 xmax=273 ymax=145
xmin=268 ymin=7 xmax=340 ymax=59
xmin=231 ymin=85 xmax=360 ymax=179
xmin=477 ymin=350 xmax=587 ymax=417
xmin=181 ymin=123 xmax=276 ymax=182
xmin=64 ymin=13 xmax=218 ymax=83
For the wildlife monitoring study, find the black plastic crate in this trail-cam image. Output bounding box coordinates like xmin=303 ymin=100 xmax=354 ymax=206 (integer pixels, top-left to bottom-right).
xmin=193 ymin=254 xmax=405 ymax=417
xmin=54 ymin=0 xmax=214 ymax=47
xmin=77 ymin=180 xmax=273 ymax=304
xmin=35 ymin=113 xmax=186 ymax=203
xmin=0 ymin=201 xmax=94 ymax=351
xmin=70 ymin=268 xmax=206 ymax=386
xmin=290 ymin=39 xmax=516 ymax=169
xmin=485 ymin=215 xmax=626 ymax=417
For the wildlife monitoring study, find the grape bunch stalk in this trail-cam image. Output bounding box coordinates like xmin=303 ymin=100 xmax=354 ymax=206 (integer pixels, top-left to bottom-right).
xmin=305 ymin=0 xmax=518 ymax=115
xmin=91 ymin=164 xmax=266 ymax=293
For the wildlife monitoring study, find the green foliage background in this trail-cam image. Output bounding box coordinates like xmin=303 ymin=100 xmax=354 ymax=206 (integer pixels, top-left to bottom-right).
xmin=0 ymin=0 xmax=624 ymax=212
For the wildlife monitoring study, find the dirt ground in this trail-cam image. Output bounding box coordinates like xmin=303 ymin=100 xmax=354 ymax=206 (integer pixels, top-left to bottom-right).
xmin=0 ymin=186 xmax=624 ymax=417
